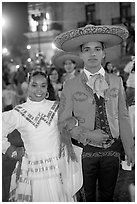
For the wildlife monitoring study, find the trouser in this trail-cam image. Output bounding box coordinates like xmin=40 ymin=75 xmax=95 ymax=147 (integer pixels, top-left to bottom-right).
xmin=4 ymin=105 xmax=13 ymax=111
xmin=2 ymin=175 xmax=12 ymax=202
xmin=82 ymin=141 xmax=121 ymax=202
xmin=128 ymin=105 xmax=135 ymax=138
xmin=2 ymin=154 xmax=17 ymax=202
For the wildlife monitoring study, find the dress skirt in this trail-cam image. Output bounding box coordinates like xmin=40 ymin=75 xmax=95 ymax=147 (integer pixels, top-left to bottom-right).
xmin=9 ymin=145 xmax=83 ymax=202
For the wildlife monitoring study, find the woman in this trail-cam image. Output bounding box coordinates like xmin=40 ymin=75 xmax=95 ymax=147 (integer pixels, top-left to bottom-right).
xmin=104 ymin=61 xmax=114 ymax=73
xmin=47 ymin=67 xmax=63 ymax=101
xmin=2 ymin=70 xmax=83 ymax=202
xmin=126 ymin=63 xmax=135 ymax=138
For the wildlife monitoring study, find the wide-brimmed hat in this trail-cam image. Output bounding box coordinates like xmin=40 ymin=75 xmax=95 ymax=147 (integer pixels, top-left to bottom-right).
xmin=52 ymin=50 xmax=84 ymax=68
xmin=54 ymin=24 xmax=129 ymax=52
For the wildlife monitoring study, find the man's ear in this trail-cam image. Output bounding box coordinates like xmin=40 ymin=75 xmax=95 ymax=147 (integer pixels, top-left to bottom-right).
xmin=102 ymin=50 xmax=106 ymax=59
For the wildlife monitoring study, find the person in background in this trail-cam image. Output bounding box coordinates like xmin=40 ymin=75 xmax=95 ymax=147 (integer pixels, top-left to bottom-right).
xmin=104 ymin=61 xmax=120 ymax=76
xmin=2 ymin=129 xmax=24 ymax=202
xmin=52 ymin=50 xmax=84 ymax=84
xmin=20 ymin=81 xmax=29 ymax=103
xmin=2 ymin=82 xmax=24 ymax=202
xmin=47 ymin=67 xmax=63 ymax=101
xmin=2 ymin=69 xmax=83 ymax=202
xmin=54 ymin=24 xmax=135 ymax=202
xmin=2 ymin=83 xmax=19 ymax=111
xmin=126 ymin=62 xmax=135 ymax=138
xmin=13 ymin=66 xmax=27 ymax=96
xmin=104 ymin=61 xmax=114 ymax=73
xmin=123 ymin=55 xmax=135 ymax=90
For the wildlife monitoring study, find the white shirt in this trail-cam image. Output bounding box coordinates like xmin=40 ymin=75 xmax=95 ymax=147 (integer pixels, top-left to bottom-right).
xmin=83 ymin=66 xmax=105 ymax=79
xmin=84 ymin=67 xmax=107 ymax=98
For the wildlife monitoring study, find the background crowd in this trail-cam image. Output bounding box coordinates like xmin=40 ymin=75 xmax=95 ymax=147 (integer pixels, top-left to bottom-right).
xmin=2 ymin=54 xmax=135 ymax=111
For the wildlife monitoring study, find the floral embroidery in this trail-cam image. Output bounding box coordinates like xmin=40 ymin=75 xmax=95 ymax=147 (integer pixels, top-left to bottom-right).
xmin=82 ymin=151 xmax=120 ymax=159
xmin=109 ymin=88 xmax=119 ymax=97
xmin=73 ymin=91 xmax=88 ymax=102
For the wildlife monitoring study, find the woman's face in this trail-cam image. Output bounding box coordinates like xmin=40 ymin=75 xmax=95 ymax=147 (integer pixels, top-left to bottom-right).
xmin=28 ymin=74 xmax=47 ymax=102
xmin=107 ymin=63 xmax=113 ymax=72
xmin=64 ymin=60 xmax=76 ymax=73
xmin=49 ymin=70 xmax=59 ymax=83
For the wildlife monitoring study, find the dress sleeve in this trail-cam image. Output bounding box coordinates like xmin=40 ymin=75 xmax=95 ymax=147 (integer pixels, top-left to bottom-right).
xmin=2 ymin=109 xmax=21 ymax=154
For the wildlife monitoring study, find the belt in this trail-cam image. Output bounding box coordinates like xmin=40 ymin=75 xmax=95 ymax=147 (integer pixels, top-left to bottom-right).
xmin=88 ymin=138 xmax=117 ymax=149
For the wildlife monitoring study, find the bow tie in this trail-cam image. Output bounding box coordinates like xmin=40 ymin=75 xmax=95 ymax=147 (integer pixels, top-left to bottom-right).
xmin=86 ymin=74 xmax=108 ymax=98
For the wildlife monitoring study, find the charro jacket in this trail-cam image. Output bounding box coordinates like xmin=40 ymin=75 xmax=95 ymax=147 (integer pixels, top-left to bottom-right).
xmin=58 ymin=71 xmax=134 ymax=155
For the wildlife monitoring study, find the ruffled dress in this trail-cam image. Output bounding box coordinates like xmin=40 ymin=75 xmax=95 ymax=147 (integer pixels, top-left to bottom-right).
xmin=2 ymin=98 xmax=83 ymax=202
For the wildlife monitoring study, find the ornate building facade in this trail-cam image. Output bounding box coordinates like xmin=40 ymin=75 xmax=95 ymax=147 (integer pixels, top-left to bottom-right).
xmin=24 ymin=2 xmax=135 ymax=64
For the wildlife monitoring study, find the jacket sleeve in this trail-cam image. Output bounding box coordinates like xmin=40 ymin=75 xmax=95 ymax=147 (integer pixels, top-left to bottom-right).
xmin=118 ymin=77 xmax=134 ymax=154
xmin=2 ymin=109 xmax=21 ymax=154
xmin=58 ymin=80 xmax=74 ymax=123
xmin=58 ymin=81 xmax=79 ymax=161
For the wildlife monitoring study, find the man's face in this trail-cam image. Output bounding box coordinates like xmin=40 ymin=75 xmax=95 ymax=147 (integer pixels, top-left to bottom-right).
xmin=79 ymin=41 xmax=105 ymax=72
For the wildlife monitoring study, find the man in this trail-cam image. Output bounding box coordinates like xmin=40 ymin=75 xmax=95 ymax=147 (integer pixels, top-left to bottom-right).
xmin=52 ymin=50 xmax=84 ymax=84
xmin=2 ymin=130 xmax=24 ymax=201
xmin=54 ymin=24 xmax=135 ymax=201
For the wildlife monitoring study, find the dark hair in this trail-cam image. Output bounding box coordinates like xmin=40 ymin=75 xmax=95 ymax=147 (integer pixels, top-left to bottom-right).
xmin=80 ymin=42 xmax=105 ymax=52
xmin=47 ymin=68 xmax=60 ymax=101
xmin=48 ymin=68 xmax=61 ymax=82
xmin=63 ymin=59 xmax=76 ymax=65
xmin=71 ymin=60 xmax=76 ymax=65
xmin=48 ymin=67 xmax=58 ymax=76
xmin=28 ymin=71 xmax=47 ymax=82
xmin=104 ymin=61 xmax=113 ymax=73
xmin=131 ymin=62 xmax=135 ymax=72
xmin=104 ymin=61 xmax=111 ymax=68
xmin=63 ymin=59 xmax=76 ymax=70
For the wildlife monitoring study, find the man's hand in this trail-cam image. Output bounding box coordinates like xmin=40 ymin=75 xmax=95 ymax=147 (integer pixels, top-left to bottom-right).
xmin=5 ymin=145 xmax=25 ymax=160
xmin=58 ymin=117 xmax=77 ymax=132
xmin=86 ymin=129 xmax=109 ymax=146
xmin=70 ymin=126 xmax=87 ymax=145
xmin=70 ymin=127 xmax=109 ymax=146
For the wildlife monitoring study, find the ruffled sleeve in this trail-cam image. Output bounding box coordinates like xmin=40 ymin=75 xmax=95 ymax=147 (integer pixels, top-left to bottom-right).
xmin=2 ymin=109 xmax=22 ymax=154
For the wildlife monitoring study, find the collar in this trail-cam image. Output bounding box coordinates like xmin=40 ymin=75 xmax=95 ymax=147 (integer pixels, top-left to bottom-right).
xmin=84 ymin=66 xmax=105 ymax=80
xmin=27 ymin=97 xmax=46 ymax=105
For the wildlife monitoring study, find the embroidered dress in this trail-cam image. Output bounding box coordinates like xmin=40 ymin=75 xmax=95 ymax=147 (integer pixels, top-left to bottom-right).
xmin=2 ymin=98 xmax=83 ymax=202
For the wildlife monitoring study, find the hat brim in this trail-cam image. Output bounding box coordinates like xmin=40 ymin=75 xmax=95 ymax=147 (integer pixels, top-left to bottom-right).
xmin=59 ymin=34 xmax=123 ymax=52
xmin=54 ymin=25 xmax=129 ymax=52
xmin=52 ymin=53 xmax=84 ymax=68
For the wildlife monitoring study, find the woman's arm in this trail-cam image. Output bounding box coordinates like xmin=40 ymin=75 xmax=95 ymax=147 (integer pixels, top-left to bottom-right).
xmin=2 ymin=109 xmax=21 ymax=154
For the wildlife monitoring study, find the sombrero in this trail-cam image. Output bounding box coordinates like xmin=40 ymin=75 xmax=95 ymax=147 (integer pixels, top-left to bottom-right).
xmin=52 ymin=50 xmax=84 ymax=69
xmin=54 ymin=24 xmax=129 ymax=52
